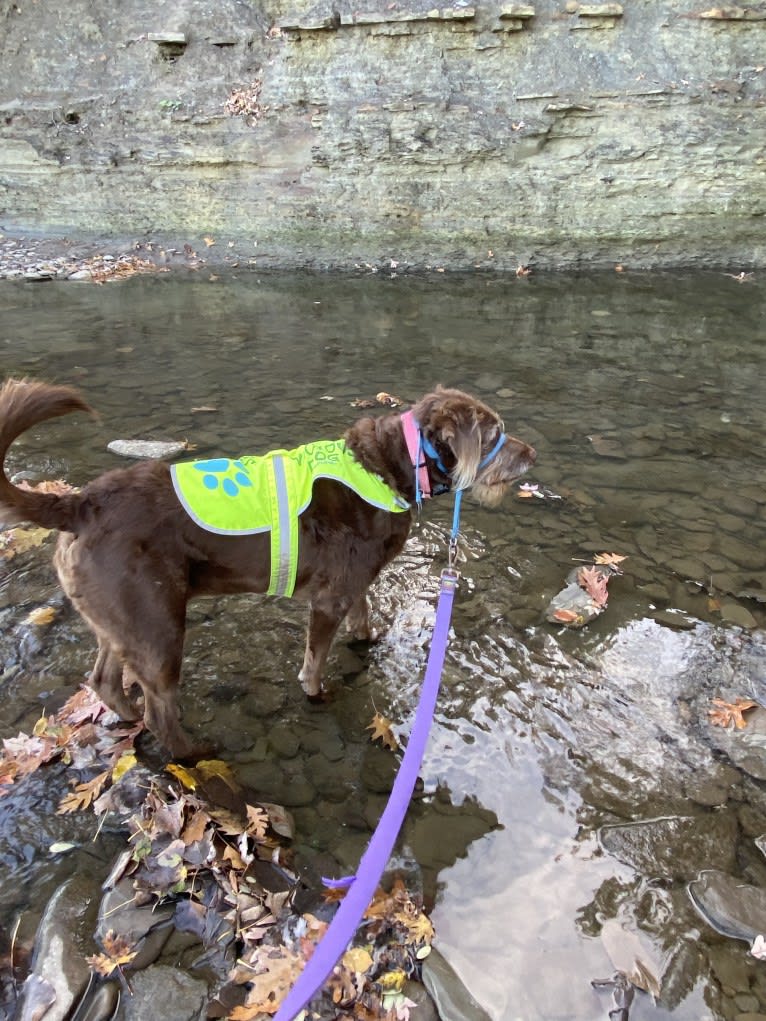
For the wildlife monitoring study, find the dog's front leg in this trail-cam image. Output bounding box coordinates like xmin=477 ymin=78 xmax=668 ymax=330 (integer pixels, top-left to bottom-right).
xmin=299 ymin=594 xmax=352 ymax=699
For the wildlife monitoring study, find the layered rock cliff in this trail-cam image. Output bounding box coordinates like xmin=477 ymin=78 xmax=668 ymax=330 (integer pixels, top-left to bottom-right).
xmin=1 ymin=0 xmax=764 ymax=269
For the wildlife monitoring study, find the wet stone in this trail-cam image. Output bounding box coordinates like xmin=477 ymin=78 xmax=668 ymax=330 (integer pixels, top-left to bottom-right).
xmin=684 ymin=770 xmax=737 ymax=808
xmin=710 ymin=708 xmax=766 ymax=782
xmin=306 ymin=752 xmax=355 ymax=802
xmin=232 ymin=759 xmax=284 ymax=794
xmin=267 ymin=776 xmax=316 ymax=807
xmin=421 ymin=946 xmax=492 ymax=1021
xmin=652 ymin=609 xmax=699 ymax=630
xmin=600 ymin=813 xmax=738 ymax=880
xmin=689 ymin=870 xmax=766 ymax=944
xmin=106 ymin=438 xmax=190 ymax=460
xmin=402 ymin=979 xmax=439 ymax=1021
xmin=361 ymin=744 xmax=397 ymax=794
xmin=122 ymin=964 xmax=209 ymax=1021
xmin=735 ymin=994 xmax=762 ymax=1014
xmin=241 ymin=680 xmax=288 ymax=716
xmin=217 ymin=727 xmax=255 ymax=753
xmin=97 ymin=878 xmax=175 ymax=968
xmin=268 ymin=723 xmax=302 ymax=758
xmin=15 ymin=871 xmax=103 ymax=1021
xmin=738 ymin=805 xmax=766 ymax=839
xmin=720 ymin=602 xmax=758 ymax=629
xmin=640 ymin=581 xmax=672 ymax=605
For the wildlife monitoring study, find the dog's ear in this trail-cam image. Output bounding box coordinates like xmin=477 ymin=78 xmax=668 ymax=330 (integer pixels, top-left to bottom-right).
xmin=436 ymin=405 xmax=482 ymax=490
xmin=415 ymin=388 xmax=484 ymax=490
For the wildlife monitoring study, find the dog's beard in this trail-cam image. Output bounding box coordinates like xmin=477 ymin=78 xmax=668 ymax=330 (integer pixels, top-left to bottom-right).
xmin=469 ymin=479 xmax=511 ymax=507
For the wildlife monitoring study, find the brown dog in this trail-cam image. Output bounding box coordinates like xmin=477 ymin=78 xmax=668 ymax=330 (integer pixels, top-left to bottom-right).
xmin=0 ymin=379 xmax=536 ymax=759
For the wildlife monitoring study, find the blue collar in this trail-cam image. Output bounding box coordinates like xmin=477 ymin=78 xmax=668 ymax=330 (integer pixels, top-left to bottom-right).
xmin=421 ymin=429 xmax=507 ymax=478
xmin=417 ymin=424 xmax=508 ymax=554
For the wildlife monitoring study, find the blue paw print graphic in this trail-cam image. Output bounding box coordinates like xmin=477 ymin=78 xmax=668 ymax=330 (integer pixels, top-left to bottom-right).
xmin=193 ymin=458 xmax=253 ymax=497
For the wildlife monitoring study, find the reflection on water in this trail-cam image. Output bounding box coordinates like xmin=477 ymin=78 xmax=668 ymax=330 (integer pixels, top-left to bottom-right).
xmin=0 ymin=270 xmax=765 ymax=1019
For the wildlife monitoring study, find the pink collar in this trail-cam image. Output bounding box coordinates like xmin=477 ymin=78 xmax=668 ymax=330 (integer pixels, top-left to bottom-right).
xmin=400 ymin=410 xmax=431 ymax=501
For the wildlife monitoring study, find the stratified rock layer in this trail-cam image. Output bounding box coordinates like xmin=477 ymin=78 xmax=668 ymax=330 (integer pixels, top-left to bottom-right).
xmin=1 ymin=0 xmax=764 ymax=268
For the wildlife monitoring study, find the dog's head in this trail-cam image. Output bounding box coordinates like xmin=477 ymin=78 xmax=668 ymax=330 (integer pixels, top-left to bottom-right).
xmin=411 ymin=386 xmax=536 ymax=507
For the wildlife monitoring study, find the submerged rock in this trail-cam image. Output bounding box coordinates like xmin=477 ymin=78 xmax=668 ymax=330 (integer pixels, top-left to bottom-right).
xmin=421 ymin=946 xmax=492 ymax=1021
xmin=122 ymin=964 xmax=208 ymax=1021
xmin=708 ymin=707 xmax=766 ymax=782
xmin=688 ymin=870 xmax=766 ymax=943
xmin=107 ymin=439 xmax=190 ymax=460
xmin=599 ymin=814 xmax=737 ymax=880
xmin=16 ymin=872 xmax=102 ymax=1021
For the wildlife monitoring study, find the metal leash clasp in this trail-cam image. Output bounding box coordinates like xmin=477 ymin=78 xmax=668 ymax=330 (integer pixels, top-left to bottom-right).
xmin=441 ymin=563 xmax=460 ymax=592
xmin=447 ymin=535 xmax=459 ymax=572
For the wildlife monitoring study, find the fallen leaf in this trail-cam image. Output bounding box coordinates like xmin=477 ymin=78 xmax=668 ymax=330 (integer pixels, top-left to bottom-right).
xmin=246 ymin=804 xmax=269 ymax=839
xmin=377 ymin=968 xmax=407 ymax=990
xmin=261 ymin=802 xmax=295 ymax=840
xmin=27 ymin=606 xmax=57 ymax=627
xmin=230 ymin=948 xmax=304 ymax=1017
xmin=376 ymin=392 xmax=404 ymax=407
xmin=16 ymin=478 xmax=76 ymax=496
xmin=58 ymin=686 xmax=111 ymax=725
xmin=182 ymin=807 xmax=212 ymax=845
xmin=49 ymin=841 xmax=77 ymax=855
xmin=111 ymin=751 xmax=137 ymax=782
xmin=552 ymin=608 xmax=582 ymax=624
xmin=342 ymin=946 xmax=374 ymax=973
xmin=397 ymin=910 xmax=434 ymax=944
xmin=196 ymin=759 xmax=239 ymax=791
xmin=578 ymin=566 xmax=610 ymax=607
xmin=203 ymin=236 xmax=216 ymax=247
xmin=367 ymin=712 xmax=399 ymax=751
xmin=166 ymin=762 xmax=199 ymax=790
xmin=709 ymin=697 xmax=757 ymax=729
xmin=57 ymin=770 xmax=111 ymax=814
xmin=87 ymin=930 xmax=139 ymax=977
xmin=0 ymin=525 xmax=51 ymax=559
xmin=594 ymin=552 xmax=628 ymax=568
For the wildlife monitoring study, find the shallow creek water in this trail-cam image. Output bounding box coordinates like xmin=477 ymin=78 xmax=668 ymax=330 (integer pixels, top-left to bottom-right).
xmin=0 ymin=270 xmax=765 ymax=1021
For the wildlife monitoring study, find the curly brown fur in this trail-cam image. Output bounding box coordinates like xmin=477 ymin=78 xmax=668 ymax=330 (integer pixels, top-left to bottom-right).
xmin=0 ymin=379 xmax=535 ymax=759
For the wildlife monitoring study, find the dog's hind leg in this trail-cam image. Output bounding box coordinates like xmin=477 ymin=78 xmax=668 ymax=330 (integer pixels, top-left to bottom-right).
xmin=89 ymin=639 xmax=141 ymax=722
xmin=345 ymin=592 xmax=378 ymax=642
xmin=123 ymin=642 xmax=198 ymax=761
xmin=299 ymin=593 xmax=353 ymax=698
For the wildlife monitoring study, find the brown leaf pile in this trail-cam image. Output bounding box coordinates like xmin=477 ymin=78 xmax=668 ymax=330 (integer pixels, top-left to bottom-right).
xmin=0 ymin=686 xmax=142 ymax=797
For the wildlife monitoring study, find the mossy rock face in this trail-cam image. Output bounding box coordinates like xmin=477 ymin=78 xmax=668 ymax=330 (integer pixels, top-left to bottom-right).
xmin=1 ymin=0 xmax=765 ymax=267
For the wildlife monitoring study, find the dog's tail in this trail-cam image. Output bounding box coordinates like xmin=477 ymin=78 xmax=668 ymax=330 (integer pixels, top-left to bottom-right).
xmin=0 ymin=378 xmax=92 ymax=532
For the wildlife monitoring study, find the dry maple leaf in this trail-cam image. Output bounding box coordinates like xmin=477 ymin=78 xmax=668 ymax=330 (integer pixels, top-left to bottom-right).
xmin=397 ymin=910 xmax=434 ymax=945
xmin=86 ymin=930 xmax=139 ymax=977
xmin=593 ymin=552 xmax=628 ymax=569
xmin=367 ymin=712 xmax=399 ymax=751
xmin=709 ymin=697 xmax=758 ymax=730
xmin=578 ymin=566 xmax=610 ymax=607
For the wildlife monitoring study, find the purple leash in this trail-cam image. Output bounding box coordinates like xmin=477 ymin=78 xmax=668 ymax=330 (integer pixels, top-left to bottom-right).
xmin=273 ymin=565 xmax=460 ymax=1021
